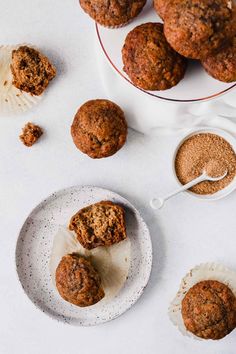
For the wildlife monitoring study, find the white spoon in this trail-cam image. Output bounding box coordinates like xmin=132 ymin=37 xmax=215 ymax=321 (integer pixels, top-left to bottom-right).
xmin=150 ymin=170 xmax=228 ymax=210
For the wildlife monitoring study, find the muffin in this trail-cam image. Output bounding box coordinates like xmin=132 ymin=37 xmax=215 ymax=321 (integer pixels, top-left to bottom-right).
xmin=79 ymin=0 xmax=146 ymax=28
xmin=69 ymin=201 xmax=127 ymax=250
xmin=55 ymin=254 xmax=105 ymax=307
xmin=182 ymin=280 xmax=236 ymax=340
xmin=19 ymin=122 xmax=43 ymax=147
xmin=153 ymin=0 xmax=172 ymax=20
xmin=71 ymin=99 xmax=127 ymax=159
xmin=122 ymin=23 xmax=187 ymax=91
xmin=11 ymin=46 xmax=56 ymax=96
xmin=201 ymin=37 xmax=236 ymax=82
xmin=164 ymin=0 xmax=236 ymax=59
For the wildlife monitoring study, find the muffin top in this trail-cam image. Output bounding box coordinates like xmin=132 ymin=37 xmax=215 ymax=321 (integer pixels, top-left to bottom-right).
xmin=79 ymin=0 xmax=146 ymax=27
xmin=153 ymin=0 xmax=172 ymax=20
xmin=55 ymin=254 xmax=105 ymax=307
xmin=182 ymin=280 xmax=236 ymax=339
xmin=164 ymin=0 xmax=236 ymax=59
xmin=122 ymin=22 xmax=187 ymax=91
xmin=11 ymin=46 xmax=56 ymax=96
xmin=201 ymin=36 xmax=236 ymax=83
xmin=69 ymin=201 xmax=127 ymax=250
xmin=71 ymin=99 xmax=127 ymax=159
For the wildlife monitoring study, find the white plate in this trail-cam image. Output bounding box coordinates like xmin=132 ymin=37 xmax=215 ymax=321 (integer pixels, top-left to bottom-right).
xmin=15 ymin=186 xmax=152 ymax=326
xmin=96 ymin=0 xmax=236 ymax=103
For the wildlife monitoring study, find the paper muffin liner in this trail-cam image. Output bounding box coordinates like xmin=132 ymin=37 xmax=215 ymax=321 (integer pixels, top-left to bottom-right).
xmin=0 ymin=44 xmax=42 ymax=116
xmin=168 ymin=262 xmax=236 ymax=340
xmin=50 ymin=226 xmax=131 ymax=304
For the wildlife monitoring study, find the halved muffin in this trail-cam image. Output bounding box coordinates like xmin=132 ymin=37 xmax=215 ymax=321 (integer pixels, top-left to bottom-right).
xmin=69 ymin=201 xmax=127 ymax=250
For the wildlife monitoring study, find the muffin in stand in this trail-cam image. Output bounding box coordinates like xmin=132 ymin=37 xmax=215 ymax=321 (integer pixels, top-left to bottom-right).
xmin=71 ymin=99 xmax=127 ymax=159
xmin=122 ymin=22 xmax=187 ymax=91
xmin=164 ymin=0 xmax=236 ymax=59
xmin=201 ymin=37 xmax=236 ymax=82
xmin=79 ymin=0 xmax=147 ymax=28
xmin=55 ymin=254 xmax=105 ymax=307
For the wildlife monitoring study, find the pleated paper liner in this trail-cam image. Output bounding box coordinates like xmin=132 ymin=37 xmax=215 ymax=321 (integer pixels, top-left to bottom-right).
xmin=168 ymin=262 xmax=236 ymax=340
xmin=50 ymin=226 xmax=131 ymax=305
xmin=0 ymin=45 xmax=42 ymax=116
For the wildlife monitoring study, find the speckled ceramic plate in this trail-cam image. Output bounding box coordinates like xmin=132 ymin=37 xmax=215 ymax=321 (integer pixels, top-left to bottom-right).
xmin=15 ymin=186 xmax=152 ymax=326
xmin=96 ymin=0 xmax=236 ymax=102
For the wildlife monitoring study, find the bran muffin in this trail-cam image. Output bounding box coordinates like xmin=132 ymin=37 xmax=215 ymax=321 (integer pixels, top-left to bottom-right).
xmin=55 ymin=254 xmax=105 ymax=307
xmin=69 ymin=201 xmax=127 ymax=250
xmin=153 ymin=0 xmax=172 ymax=20
xmin=19 ymin=122 xmax=43 ymax=147
xmin=182 ymin=280 xmax=236 ymax=340
xmin=201 ymin=37 xmax=236 ymax=82
xmin=122 ymin=23 xmax=187 ymax=91
xmin=164 ymin=0 xmax=236 ymax=59
xmin=11 ymin=46 xmax=56 ymax=96
xmin=71 ymin=99 xmax=127 ymax=159
xmin=79 ymin=0 xmax=146 ymax=28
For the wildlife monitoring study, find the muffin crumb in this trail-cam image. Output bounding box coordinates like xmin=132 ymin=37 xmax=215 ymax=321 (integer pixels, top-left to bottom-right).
xmin=19 ymin=122 xmax=43 ymax=147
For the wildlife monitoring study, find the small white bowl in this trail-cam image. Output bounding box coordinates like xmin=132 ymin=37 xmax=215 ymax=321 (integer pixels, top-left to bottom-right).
xmin=172 ymin=127 xmax=236 ymax=201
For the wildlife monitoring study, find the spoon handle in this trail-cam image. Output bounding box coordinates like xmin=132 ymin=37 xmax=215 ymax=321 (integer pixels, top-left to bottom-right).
xmin=163 ymin=173 xmax=207 ymax=202
xmin=150 ymin=173 xmax=207 ymax=209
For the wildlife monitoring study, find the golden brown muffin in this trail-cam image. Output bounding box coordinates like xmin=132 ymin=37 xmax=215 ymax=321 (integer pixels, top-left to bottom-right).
xmin=182 ymin=280 xmax=236 ymax=339
xmin=201 ymin=37 xmax=236 ymax=82
xmin=122 ymin=22 xmax=187 ymax=90
xmin=55 ymin=254 xmax=105 ymax=307
xmin=71 ymin=99 xmax=127 ymax=159
xmin=11 ymin=46 xmax=56 ymax=96
xmin=69 ymin=201 xmax=127 ymax=250
xmin=79 ymin=0 xmax=146 ymax=27
xmin=153 ymin=0 xmax=172 ymax=20
xmin=164 ymin=0 xmax=236 ymax=59
xmin=19 ymin=122 xmax=43 ymax=147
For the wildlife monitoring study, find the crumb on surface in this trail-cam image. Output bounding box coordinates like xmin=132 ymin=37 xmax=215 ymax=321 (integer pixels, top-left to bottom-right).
xmin=19 ymin=122 xmax=43 ymax=147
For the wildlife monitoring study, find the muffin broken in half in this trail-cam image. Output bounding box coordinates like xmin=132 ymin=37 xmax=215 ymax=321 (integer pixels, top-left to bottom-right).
xmin=11 ymin=46 xmax=56 ymax=96
xmin=69 ymin=201 xmax=127 ymax=250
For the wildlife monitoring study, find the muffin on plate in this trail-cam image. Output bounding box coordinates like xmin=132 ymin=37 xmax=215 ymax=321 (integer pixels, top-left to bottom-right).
xmin=201 ymin=37 xmax=236 ymax=82
xmin=182 ymin=280 xmax=236 ymax=340
xmin=11 ymin=46 xmax=56 ymax=96
xmin=71 ymin=99 xmax=127 ymax=159
xmin=79 ymin=0 xmax=146 ymax=28
xmin=69 ymin=201 xmax=127 ymax=250
xmin=153 ymin=0 xmax=172 ymax=20
xmin=122 ymin=22 xmax=187 ymax=91
xmin=164 ymin=0 xmax=236 ymax=59
xmin=55 ymin=254 xmax=105 ymax=307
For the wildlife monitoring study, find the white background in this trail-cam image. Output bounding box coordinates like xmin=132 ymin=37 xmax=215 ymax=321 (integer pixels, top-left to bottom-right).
xmin=1 ymin=1 xmax=236 ymax=353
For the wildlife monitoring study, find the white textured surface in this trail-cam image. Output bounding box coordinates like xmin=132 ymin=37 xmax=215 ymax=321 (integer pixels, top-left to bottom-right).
xmin=1 ymin=1 xmax=236 ymax=353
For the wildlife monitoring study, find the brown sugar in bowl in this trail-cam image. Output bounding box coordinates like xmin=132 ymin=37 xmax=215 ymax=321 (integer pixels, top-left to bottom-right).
xmin=173 ymin=128 xmax=236 ymax=200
